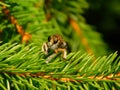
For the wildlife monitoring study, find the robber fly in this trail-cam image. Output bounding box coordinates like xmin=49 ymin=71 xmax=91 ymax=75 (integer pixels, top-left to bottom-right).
xmin=42 ymin=34 xmax=67 ymax=63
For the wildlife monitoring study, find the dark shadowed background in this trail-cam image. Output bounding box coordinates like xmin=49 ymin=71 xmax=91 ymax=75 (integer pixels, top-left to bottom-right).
xmin=84 ymin=0 xmax=120 ymax=55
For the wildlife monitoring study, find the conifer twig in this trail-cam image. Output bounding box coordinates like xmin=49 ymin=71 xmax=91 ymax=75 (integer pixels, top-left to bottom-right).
xmin=69 ymin=18 xmax=94 ymax=55
xmin=2 ymin=5 xmax=32 ymax=43
xmin=3 ymin=72 xmax=120 ymax=82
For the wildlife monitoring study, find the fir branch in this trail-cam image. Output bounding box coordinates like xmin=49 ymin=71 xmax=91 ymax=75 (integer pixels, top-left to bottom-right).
xmin=0 ymin=0 xmax=120 ymax=89
xmin=1 ymin=71 xmax=120 ymax=83
xmin=69 ymin=18 xmax=94 ymax=55
xmin=0 ymin=43 xmax=120 ymax=89
xmin=2 ymin=5 xmax=31 ymax=43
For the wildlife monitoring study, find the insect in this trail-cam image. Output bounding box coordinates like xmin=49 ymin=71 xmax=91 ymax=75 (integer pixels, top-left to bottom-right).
xmin=42 ymin=34 xmax=67 ymax=63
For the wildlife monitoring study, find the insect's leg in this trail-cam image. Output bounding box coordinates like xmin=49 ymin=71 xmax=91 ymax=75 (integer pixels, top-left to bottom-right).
xmin=55 ymin=48 xmax=67 ymax=59
xmin=63 ymin=49 xmax=67 ymax=59
xmin=46 ymin=53 xmax=57 ymax=63
xmin=42 ymin=42 xmax=48 ymax=55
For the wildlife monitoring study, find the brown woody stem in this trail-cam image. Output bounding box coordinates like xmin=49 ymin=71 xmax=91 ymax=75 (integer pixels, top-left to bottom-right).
xmin=69 ymin=18 xmax=94 ymax=55
xmin=2 ymin=5 xmax=31 ymax=43
xmin=3 ymin=72 xmax=120 ymax=82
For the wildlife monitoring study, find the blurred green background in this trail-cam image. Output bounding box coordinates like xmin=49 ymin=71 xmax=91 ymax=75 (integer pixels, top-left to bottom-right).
xmin=0 ymin=0 xmax=120 ymax=56
xmin=84 ymin=0 xmax=120 ymax=55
